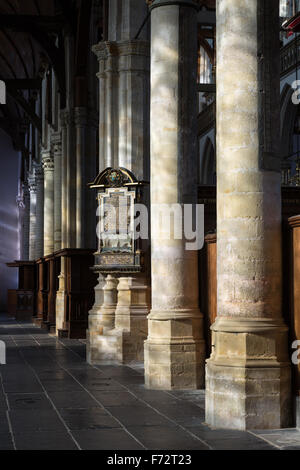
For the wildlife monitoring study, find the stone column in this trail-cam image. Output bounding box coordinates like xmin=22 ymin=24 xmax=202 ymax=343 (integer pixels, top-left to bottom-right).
xmin=42 ymin=150 xmax=55 ymax=256
xmin=206 ymin=0 xmax=291 ymax=430
xmin=85 ymin=111 xmax=98 ymax=249
xmin=35 ymin=163 xmax=44 ymax=259
xmin=144 ymin=0 xmax=205 ymax=390
xmin=74 ymin=107 xmax=87 ymax=249
xmin=105 ymin=44 xmax=118 ymax=168
xmin=66 ymin=110 xmax=76 ymax=248
xmin=52 ymin=133 xmax=62 ymax=251
xmin=60 ymin=110 xmax=68 ymax=249
xmin=22 ymin=183 xmax=30 ymax=260
xmin=96 ymin=45 xmax=107 ymax=173
xmin=28 ymin=174 xmax=37 ymax=261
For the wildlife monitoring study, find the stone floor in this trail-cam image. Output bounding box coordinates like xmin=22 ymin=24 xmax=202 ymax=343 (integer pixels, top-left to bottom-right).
xmin=0 ymin=315 xmax=300 ymax=450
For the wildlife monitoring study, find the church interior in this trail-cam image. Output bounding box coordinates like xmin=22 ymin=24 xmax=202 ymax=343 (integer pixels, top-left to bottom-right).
xmin=2 ymin=0 xmax=300 ymax=451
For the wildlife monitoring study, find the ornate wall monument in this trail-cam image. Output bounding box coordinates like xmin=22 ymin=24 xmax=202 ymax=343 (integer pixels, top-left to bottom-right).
xmin=87 ymin=167 xmax=150 ymax=364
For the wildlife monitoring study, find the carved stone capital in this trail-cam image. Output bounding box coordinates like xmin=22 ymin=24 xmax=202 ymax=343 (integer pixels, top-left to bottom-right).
xmin=92 ymin=42 xmax=108 ymax=61
xmin=42 ymin=150 xmax=54 ymax=171
xmin=50 ymin=132 xmax=62 ymax=155
xmin=28 ymin=174 xmax=37 ymax=193
xmin=60 ymin=109 xmax=74 ymax=128
xmin=33 ymin=162 xmax=44 ymax=182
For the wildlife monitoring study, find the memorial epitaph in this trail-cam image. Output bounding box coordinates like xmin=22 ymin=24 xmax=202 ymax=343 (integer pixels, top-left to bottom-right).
xmin=89 ymin=167 xmax=146 ymax=274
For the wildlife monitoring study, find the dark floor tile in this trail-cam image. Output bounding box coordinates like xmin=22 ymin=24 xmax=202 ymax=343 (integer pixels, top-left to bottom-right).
xmin=59 ymin=408 xmax=120 ymax=430
xmin=9 ymin=409 xmax=66 ymax=432
xmin=97 ymin=366 xmax=143 ymax=378
xmin=67 ymin=369 xmax=105 ymax=381
xmin=14 ymin=340 xmax=37 ymax=347
xmin=2 ymin=377 xmax=43 ymax=394
xmin=151 ymin=402 xmax=205 ymax=426
xmin=38 ymin=370 xmax=83 ymax=392
xmin=0 ymin=412 xmax=10 ymax=433
xmin=132 ymin=389 xmax=181 ymax=405
xmin=49 ymin=391 xmax=98 ymax=409
xmin=187 ymin=426 xmax=276 ymax=450
xmin=0 ymin=393 xmax=7 ymax=410
xmin=91 ymin=390 xmax=141 ymax=407
xmin=114 ymin=376 xmax=145 ymax=387
xmin=14 ymin=431 xmax=78 ymax=450
xmin=7 ymin=393 xmax=53 ymax=410
xmin=85 ymin=379 xmax=125 ymax=392
xmin=210 ymin=438 xmax=276 ymax=450
xmin=73 ymin=429 xmax=144 ymax=450
xmin=39 ymin=379 xmax=83 ymax=392
xmin=128 ymin=425 xmax=209 ymax=450
xmin=107 ymin=405 xmax=175 ymax=427
xmin=0 ymin=433 xmax=14 ymax=450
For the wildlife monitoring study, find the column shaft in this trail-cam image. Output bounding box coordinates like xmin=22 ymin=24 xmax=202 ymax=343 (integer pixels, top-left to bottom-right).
xmin=206 ymin=0 xmax=291 ymax=430
xmin=22 ymin=183 xmax=30 ymax=261
xmin=42 ymin=150 xmax=55 ymax=256
xmin=61 ymin=111 xmax=68 ymax=248
xmin=34 ymin=163 xmax=44 ymax=260
xmin=145 ymin=0 xmax=205 ymax=390
xmin=53 ymin=134 xmax=62 ymax=251
xmin=28 ymin=175 xmax=37 ymax=261
xmin=75 ymin=108 xmax=87 ymax=249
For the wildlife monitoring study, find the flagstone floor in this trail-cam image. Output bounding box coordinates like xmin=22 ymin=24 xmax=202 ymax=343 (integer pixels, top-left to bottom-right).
xmin=0 ymin=314 xmax=300 ymax=450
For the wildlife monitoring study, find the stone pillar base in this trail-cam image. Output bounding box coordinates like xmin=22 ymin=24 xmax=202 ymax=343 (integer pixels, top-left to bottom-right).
xmin=33 ymin=317 xmax=43 ymax=327
xmin=87 ymin=328 xmax=119 ymax=364
xmin=205 ymin=318 xmax=291 ymax=430
xmin=55 ymin=289 xmax=65 ymax=336
xmin=144 ymin=312 xmax=205 ymax=390
xmin=87 ymin=276 xmax=150 ymax=364
xmin=87 ymin=274 xmax=118 ymax=364
xmin=55 ymin=260 xmax=66 ymax=336
xmin=295 ymin=396 xmax=300 ymax=429
xmin=112 ymin=276 xmax=149 ymax=363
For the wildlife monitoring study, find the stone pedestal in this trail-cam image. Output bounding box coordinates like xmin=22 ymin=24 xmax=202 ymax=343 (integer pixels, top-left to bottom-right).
xmin=108 ymin=276 xmax=150 ymax=363
xmin=144 ymin=0 xmax=205 ymax=390
xmin=205 ymin=0 xmax=291 ymax=430
xmin=87 ymin=274 xmax=118 ymax=364
xmin=55 ymin=256 xmax=66 ymax=335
